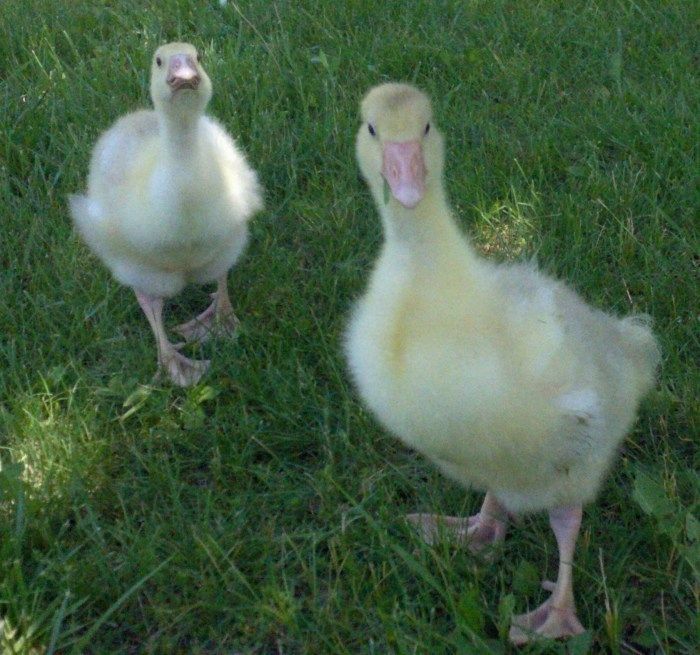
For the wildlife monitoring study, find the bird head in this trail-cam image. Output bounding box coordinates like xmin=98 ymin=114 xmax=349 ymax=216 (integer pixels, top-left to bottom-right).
xmin=150 ymin=42 xmax=212 ymax=119
xmin=356 ymin=83 xmax=444 ymax=210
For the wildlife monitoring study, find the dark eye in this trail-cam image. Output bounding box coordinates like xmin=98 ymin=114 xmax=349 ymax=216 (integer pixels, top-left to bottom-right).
xmin=156 ymin=56 xmax=162 ymax=67
xmin=424 ymin=123 xmax=430 ymax=135
xmin=196 ymin=52 xmax=201 ymax=62
xmin=368 ymin=124 xmax=376 ymax=137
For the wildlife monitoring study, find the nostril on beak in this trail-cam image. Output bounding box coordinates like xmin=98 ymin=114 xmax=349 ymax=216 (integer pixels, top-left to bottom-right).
xmin=167 ymin=54 xmax=200 ymax=90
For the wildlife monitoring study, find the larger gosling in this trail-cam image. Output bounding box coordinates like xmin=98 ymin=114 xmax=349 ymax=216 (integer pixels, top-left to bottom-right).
xmin=345 ymin=83 xmax=659 ymax=644
xmin=70 ymin=43 xmax=263 ymax=386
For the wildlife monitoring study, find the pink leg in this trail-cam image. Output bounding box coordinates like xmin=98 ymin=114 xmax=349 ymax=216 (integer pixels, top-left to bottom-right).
xmin=174 ymin=275 xmax=239 ymax=343
xmin=509 ymin=506 xmax=586 ymax=644
xmin=135 ymin=290 xmax=210 ymax=387
xmin=406 ymin=492 xmax=508 ymax=554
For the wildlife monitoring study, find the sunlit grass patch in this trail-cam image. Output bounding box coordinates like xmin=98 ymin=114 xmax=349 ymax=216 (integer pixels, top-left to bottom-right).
xmin=470 ymin=186 xmax=541 ymax=259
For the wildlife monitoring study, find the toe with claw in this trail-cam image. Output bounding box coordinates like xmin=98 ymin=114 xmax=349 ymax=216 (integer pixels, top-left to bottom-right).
xmin=406 ymin=493 xmax=508 ymax=554
xmin=158 ymin=347 xmax=210 ymax=387
xmin=175 ymin=278 xmax=240 ymax=343
xmin=509 ymin=584 xmax=586 ymax=645
xmin=406 ymin=509 xmax=506 ymax=554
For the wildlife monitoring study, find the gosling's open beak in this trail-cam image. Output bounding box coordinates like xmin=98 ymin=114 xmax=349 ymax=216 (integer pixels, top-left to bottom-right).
xmin=381 ymin=140 xmax=426 ymax=209
xmin=167 ymin=54 xmax=200 ymax=91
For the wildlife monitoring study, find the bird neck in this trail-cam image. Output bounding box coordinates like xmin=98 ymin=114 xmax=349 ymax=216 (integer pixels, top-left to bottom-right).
xmin=158 ymin=111 xmax=203 ymax=163
xmin=380 ymin=183 xmax=475 ymax=267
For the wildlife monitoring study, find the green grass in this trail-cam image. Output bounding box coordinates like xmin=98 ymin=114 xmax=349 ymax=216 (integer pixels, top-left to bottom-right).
xmin=0 ymin=0 xmax=698 ymax=652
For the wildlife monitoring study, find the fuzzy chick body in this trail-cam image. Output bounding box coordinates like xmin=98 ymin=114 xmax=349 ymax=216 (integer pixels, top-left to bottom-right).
xmin=72 ymin=100 xmax=261 ymax=298
xmin=346 ymin=82 xmax=658 ymax=515
xmin=347 ymin=236 xmax=655 ymax=512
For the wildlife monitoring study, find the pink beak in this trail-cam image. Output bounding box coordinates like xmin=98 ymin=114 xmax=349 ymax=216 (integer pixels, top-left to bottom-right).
xmin=167 ymin=54 xmax=200 ymax=91
xmin=381 ymin=140 xmax=426 ymax=208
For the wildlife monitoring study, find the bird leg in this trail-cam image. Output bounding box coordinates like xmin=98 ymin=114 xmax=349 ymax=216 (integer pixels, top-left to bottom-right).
xmin=509 ymin=505 xmax=586 ymax=644
xmin=135 ymin=290 xmax=210 ymax=387
xmin=175 ymin=275 xmax=239 ymax=343
xmin=406 ymin=491 xmax=508 ymax=554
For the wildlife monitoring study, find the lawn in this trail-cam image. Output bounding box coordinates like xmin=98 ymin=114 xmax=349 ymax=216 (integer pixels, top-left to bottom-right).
xmin=0 ymin=0 xmax=698 ymax=652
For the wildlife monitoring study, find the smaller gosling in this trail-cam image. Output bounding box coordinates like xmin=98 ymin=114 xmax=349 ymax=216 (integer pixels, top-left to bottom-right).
xmin=70 ymin=43 xmax=263 ymax=386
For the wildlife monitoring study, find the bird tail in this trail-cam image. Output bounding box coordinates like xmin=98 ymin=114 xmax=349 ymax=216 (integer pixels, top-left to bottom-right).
xmin=619 ymin=314 xmax=660 ymax=397
xmin=68 ymin=194 xmax=109 ymax=250
xmin=69 ymin=194 xmax=101 ymax=230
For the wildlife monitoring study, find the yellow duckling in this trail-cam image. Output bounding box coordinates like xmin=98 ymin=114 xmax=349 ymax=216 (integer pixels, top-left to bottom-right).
xmin=346 ymin=83 xmax=659 ymax=644
xmin=70 ymin=43 xmax=263 ymax=386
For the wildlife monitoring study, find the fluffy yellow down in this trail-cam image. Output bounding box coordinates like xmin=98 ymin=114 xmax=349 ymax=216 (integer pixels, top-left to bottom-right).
xmin=346 ymin=83 xmax=658 ymax=514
